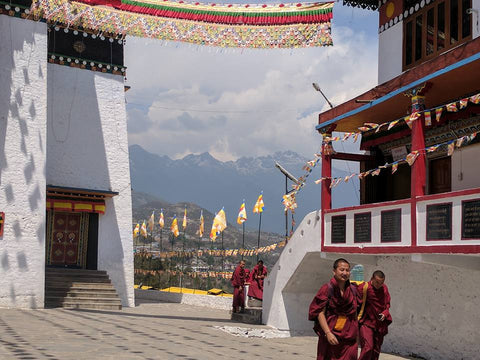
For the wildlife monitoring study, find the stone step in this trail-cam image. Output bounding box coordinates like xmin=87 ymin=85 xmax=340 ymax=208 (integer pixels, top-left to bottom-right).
xmin=45 ymin=278 xmax=111 ymax=284
xmin=231 ymin=311 xmax=263 ymax=325
xmin=46 ymin=296 xmax=122 ymax=305
xmin=46 ymin=268 xmax=108 ymax=276
xmin=46 ymin=290 xmax=119 ymax=298
xmin=44 ymin=269 xmax=122 ymax=310
xmin=46 ymin=273 xmax=110 ymax=280
xmin=61 ymin=303 xmax=122 ymax=310
xmin=231 ymin=307 xmax=263 ymax=325
xmin=46 ymin=282 xmax=116 ymax=290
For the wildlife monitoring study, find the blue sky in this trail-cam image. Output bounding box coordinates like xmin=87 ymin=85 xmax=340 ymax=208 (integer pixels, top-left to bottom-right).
xmin=125 ymin=2 xmax=379 ymax=161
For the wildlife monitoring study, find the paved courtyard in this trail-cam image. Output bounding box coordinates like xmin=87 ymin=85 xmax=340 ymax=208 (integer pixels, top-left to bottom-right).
xmin=0 ymin=300 xmax=418 ymax=360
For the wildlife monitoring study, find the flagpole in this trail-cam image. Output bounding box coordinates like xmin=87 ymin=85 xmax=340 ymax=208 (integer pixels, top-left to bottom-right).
xmin=257 ymin=212 xmax=262 ymax=261
xmin=242 ymin=222 xmax=245 ymax=260
xmin=180 ymin=228 xmax=185 ymax=293
xmin=160 ymin=228 xmax=163 ymax=252
xmin=168 ymin=233 xmax=174 ymax=292
xmin=221 ymin=231 xmax=224 ymax=274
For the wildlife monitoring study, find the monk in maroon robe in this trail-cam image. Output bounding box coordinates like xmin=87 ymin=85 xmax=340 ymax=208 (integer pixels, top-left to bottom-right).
xmin=308 ymin=258 xmax=358 ymax=360
xmin=358 ymin=270 xmax=392 ymax=360
xmin=231 ymin=260 xmax=246 ymax=313
xmin=248 ymin=260 xmax=268 ymax=301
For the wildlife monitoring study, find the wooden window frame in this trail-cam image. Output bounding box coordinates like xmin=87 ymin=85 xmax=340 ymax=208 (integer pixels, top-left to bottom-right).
xmin=403 ymin=0 xmax=472 ymax=71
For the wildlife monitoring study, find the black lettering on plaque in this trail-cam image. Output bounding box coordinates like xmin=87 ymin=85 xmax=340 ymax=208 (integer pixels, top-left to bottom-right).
xmin=331 ymin=215 xmax=346 ymax=244
xmin=354 ymin=213 xmax=371 ymax=243
xmin=381 ymin=209 xmax=402 ymax=243
xmin=426 ymin=203 xmax=452 ymax=240
xmin=462 ymin=199 xmax=480 ymax=239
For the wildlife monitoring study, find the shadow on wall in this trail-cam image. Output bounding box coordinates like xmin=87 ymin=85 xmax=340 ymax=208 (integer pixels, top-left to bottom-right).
xmin=281 ymin=253 xmax=334 ymax=336
xmin=0 ymin=17 xmax=46 ymax=306
xmin=0 ymin=18 xmax=39 ymax=188
xmin=100 ymin=200 xmax=129 ymax=307
xmin=46 ymin=66 xmax=131 ymax=302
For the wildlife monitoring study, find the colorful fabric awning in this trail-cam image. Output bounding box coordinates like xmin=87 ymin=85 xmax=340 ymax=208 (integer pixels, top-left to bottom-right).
xmin=31 ymin=0 xmax=334 ymax=48
xmin=46 ymin=199 xmax=106 ymax=214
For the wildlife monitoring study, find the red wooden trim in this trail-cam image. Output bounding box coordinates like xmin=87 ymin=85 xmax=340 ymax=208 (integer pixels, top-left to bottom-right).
xmin=325 ymin=198 xmax=411 ymax=214
xmin=380 ymin=208 xmax=403 ymax=243
xmin=425 ymin=202 xmax=453 ymax=241
xmin=411 ymin=198 xmax=417 ymax=247
xmin=354 ymin=212 xmax=372 ymax=243
xmin=323 ymin=244 xmax=480 ymax=254
xmin=321 ymin=209 xmax=325 ymax=251
xmin=318 ymin=37 xmax=480 ymax=126
xmin=331 ymin=152 xmax=375 ymax=162
xmin=461 ymin=198 xmax=480 ymax=240
xmin=360 ymin=129 xmax=411 ymax=150
xmin=417 ymin=187 xmax=480 ymax=202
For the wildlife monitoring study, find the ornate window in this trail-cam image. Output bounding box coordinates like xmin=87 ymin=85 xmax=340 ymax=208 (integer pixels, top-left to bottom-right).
xmin=403 ymin=0 xmax=472 ymax=70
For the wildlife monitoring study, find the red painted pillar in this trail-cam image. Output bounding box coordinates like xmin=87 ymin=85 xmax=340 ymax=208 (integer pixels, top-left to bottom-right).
xmin=321 ymin=139 xmax=332 ymax=211
xmin=410 ymin=95 xmax=426 ymax=197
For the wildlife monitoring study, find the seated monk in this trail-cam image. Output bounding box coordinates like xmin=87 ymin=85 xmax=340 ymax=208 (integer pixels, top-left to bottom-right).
xmin=308 ymin=258 xmax=358 ymax=360
xmin=248 ymin=260 xmax=268 ymax=301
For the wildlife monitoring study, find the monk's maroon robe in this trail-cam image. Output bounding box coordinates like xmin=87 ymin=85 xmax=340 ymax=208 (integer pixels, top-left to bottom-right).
xmin=247 ymin=264 xmax=268 ymax=300
xmin=231 ymin=265 xmax=246 ymax=310
xmin=358 ymin=281 xmax=392 ymax=360
xmin=308 ymin=278 xmax=358 ymax=360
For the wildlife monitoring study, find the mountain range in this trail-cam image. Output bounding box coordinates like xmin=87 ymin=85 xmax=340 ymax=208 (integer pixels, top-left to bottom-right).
xmin=129 ymin=145 xmax=359 ymax=233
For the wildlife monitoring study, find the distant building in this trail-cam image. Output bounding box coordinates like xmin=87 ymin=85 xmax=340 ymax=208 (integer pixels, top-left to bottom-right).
xmin=264 ymin=1 xmax=480 ymax=359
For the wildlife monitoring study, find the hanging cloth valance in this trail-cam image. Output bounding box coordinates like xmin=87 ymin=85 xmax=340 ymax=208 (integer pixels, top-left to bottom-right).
xmin=46 ymin=199 xmax=106 ymax=214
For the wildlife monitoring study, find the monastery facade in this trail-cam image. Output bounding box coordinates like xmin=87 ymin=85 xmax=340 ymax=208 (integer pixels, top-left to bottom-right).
xmin=264 ymin=1 xmax=480 ymax=359
xmin=0 ymin=3 xmax=134 ymax=308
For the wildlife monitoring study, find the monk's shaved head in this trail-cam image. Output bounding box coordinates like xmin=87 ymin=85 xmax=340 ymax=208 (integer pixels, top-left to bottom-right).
xmin=333 ymin=258 xmax=350 ymax=269
xmin=372 ymin=270 xmax=385 ymax=279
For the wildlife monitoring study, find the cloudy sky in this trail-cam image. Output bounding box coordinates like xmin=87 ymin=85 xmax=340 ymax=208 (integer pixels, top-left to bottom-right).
xmin=124 ymin=3 xmax=379 ymax=162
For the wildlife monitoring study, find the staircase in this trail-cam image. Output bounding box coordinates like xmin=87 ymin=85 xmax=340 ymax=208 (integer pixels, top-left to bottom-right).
xmin=231 ymin=307 xmax=262 ymax=325
xmin=45 ymin=268 xmax=122 ymax=310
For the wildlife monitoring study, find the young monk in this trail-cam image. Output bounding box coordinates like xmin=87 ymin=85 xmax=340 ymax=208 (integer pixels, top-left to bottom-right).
xmin=308 ymin=258 xmax=358 ymax=360
xmin=248 ymin=260 xmax=268 ymax=301
xmin=231 ymin=260 xmax=246 ymax=313
xmin=357 ymin=270 xmax=392 ymax=360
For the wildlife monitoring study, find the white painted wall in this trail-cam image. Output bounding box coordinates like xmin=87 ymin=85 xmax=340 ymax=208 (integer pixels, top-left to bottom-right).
xmin=379 ymin=254 xmax=480 ymax=360
xmin=0 ymin=16 xmax=47 ymax=308
xmin=324 ymin=201 xmax=411 ymax=248
xmin=46 ymin=65 xmax=134 ymax=307
xmin=135 ymin=289 xmax=232 ymax=310
xmin=416 ymin=190 xmax=480 ymax=246
xmin=378 ymin=22 xmax=403 ymax=84
xmin=264 ymin=210 xmax=480 ymax=359
xmin=452 ymin=143 xmax=480 ymax=191
xmin=263 ymin=211 xmax=323 ymax=333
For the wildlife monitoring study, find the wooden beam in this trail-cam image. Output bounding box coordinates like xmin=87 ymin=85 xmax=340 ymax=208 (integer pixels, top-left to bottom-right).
xmin=331 ymin=152 xmax=375 ymax=162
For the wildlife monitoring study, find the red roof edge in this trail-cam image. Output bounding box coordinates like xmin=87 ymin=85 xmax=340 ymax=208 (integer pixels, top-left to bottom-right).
xmin=318 ymin=36 xmax=480 ymax=128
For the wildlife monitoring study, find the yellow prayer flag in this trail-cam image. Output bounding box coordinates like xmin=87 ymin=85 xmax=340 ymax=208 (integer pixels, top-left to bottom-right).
xmin=171 ymin=216 xmax=179 ymax=237
xmin=253 ymin=192 xmax=265 ymax=213
xmin=182 ymin=208 xmax=187 ymax=229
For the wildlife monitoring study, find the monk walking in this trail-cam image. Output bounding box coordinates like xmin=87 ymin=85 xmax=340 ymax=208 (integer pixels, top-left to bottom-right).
xmin=248 ymin=260 xmax=268 ymax=301
xmin=231 ymin=260 xmax=247 ymax=313
xmin=308 ymin=258 xmax=358 ymax=360
xmin=357 ymin=270 xmax=392 ymax=360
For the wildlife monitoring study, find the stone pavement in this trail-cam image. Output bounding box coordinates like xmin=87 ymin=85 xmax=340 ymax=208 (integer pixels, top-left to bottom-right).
xmin=0 ymin=300 xmax=418 ymax=360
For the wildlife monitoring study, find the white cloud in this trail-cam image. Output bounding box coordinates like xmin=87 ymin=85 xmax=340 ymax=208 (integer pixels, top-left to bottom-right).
xmin=125 ymin=7 xmax=378 ymax=161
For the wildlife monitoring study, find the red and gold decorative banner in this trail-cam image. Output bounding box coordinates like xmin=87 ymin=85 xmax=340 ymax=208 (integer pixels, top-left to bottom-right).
xmin=47 ymin=198 xmax=106 ymax=214
xmin=31 ymin=0 xmax=334 ymax=48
